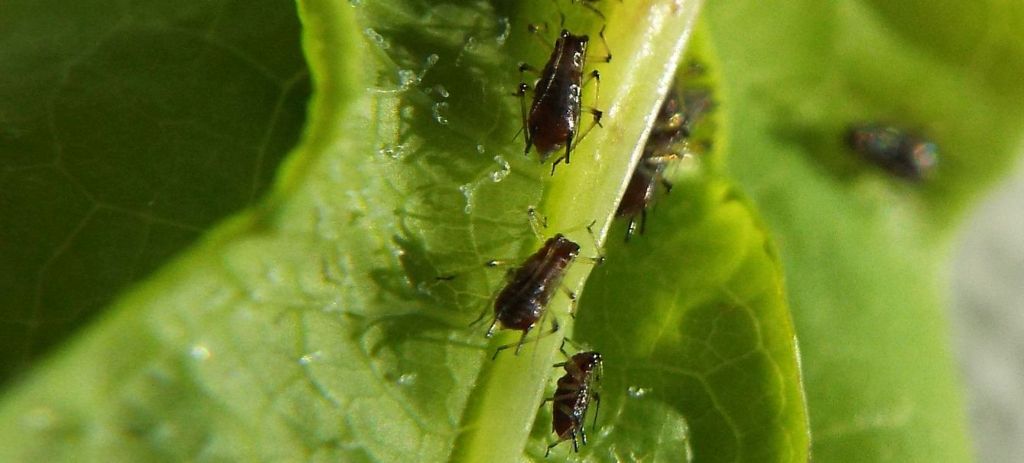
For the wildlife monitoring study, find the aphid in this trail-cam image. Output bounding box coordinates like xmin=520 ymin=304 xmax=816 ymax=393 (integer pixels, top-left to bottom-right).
xmin=845 ymin=123 xmax=938 ymax=180
xmin=543 ymin=348 xmax=604 ymax=456
xmin=472 ymin=210 xmax=604 ymax=358
xmin=616 ymin=85 xmax=715 ymax=240
xmin=475 ymin=234 xmax=579 ymax=358
xmin=516 ymin=23 xmax=610 ymax=173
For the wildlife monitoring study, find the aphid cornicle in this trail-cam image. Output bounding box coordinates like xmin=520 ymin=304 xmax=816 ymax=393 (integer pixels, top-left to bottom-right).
xmin=479 ymin=234 xmax=581 ymax=357
xmin=845 ymin=123 xmax=938 ymax=180
xmin=517 ymin=25 xmax=609 ymax=173
xmin=543 ymin=350 xmax=603 ymax=456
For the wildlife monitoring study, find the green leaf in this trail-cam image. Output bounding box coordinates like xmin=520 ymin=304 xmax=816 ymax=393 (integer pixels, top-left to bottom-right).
xmin=705 ymin=1 xmax=1024 ymax=461
xmin=0 ymin=0 xmax=756 ymax=461
xmin=572 ymin=171 xmax=810 ymax=462
xmin=4 ymin=0 xmax=1022 ymax=461
xmin=0 ymin=0 xmax=310 ymax=381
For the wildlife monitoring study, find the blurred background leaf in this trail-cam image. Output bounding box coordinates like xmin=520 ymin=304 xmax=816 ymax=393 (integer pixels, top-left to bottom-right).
xmin=704 ymin=1 xmax=1024 ymax=461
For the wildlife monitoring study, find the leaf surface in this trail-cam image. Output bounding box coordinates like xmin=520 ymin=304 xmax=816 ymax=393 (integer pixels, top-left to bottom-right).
xmin=0 ymin=0 xmax=310 ymax=382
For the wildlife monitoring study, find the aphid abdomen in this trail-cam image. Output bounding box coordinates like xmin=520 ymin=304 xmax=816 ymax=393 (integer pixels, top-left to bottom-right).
xmin=493 ymin=294 xmax=544 ymax=331
xmin=616 ymin=167 xmax=658 ymax=218
xmin=528 ymin=95 xmax=575 ymax=159
xmin=552 ymin=400 xmax=581 ymax=439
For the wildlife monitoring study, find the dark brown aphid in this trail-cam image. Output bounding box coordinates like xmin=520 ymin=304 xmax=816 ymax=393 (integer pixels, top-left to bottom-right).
xmin=846 ymin=123 xmax=938 ymax=180
xmin=616 ymin=85 xmax=715 ymax=240
xmin=543 ymin=350 xmax=603 ymax=456
xmin=517 ymin=27 xmax=609 ymax=173
xmin=479 ymin=234 xmax=581 ymax=357
xmin=615 ymin=92 xmax=683 ymax=240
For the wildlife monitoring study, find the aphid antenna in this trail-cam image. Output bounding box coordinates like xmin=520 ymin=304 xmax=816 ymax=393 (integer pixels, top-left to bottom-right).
xmin=562 ymin=0 xmax=610 ymax=21
xmin=558 ymin=336 xmax=588 ymax=355
xmin=514 ymin=82 xmax=533 ymax=154
xmin=527 ymin=205 xmax=550 ymax=238
xmin=526 ymin=22 xmax=554 ymax=49
xmin=543 ymin=1 xmax=569 ymax=29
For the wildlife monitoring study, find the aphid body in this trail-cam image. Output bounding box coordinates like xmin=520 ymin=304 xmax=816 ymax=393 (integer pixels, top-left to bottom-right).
xmin=616 ymin=86 xmax=714 ymax=240
xmin=523 ymin=29 xmax=595 ymax=166
xmin=546 ymin=351 xmax=603 ymax=456
xmin=846 ymin=124 xmax=938 ymax=180
xmin=487 ymin=234 xmax=580 ymax=345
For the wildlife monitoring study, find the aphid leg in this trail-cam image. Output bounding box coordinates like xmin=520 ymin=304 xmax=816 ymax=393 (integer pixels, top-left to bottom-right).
xmin=469 ymin=306 xmax=496 ymax=330
xmin=593 ymin=25 xmax=612 ymax=63
xmin=561 ymin=286 xmax=579 ymax=318
xmin=549 ymin=125 xmax=575 ymax=175
xmin=578 ymin=69 xmax=604 ymax=126
xmin=514 ymin=81 xmax=532 ymax=154
xmin=592 ymin=391 xmax=602 ymax=428
xmin=623 ymin=216 xmax=638 ymax=242
xmin=572 ymin=107 xmax=604 ymax=151
xmin=578 ymin=106 xmax=604 ymax=132
xmin=527 ymin=206 xmax=549 ymax=238
xmin=644 ymin=152 xmax=681 ymax=168
xmin=571 ymin=429 xmax=580 ymax=452
xmin=557 ymin=337 xmax=572 ymax=358
xmin=545 ymin=440 xmax=560 ymax=457
xmin=491 ymin=317 xmax=561 ymax=359
xmin=656 ymin=112 xmax=685 ymax=133
xmin=584 ymin=220 xmax=607 ymax=263
xmin=660 ymin=177 xmax=674 ymax=194
xmin=485 ymin=258 xmax=516 ymax=268
xmin=639 ymin=209 xmax=648 ymax=235
xmin=580 ymin=425 xmax=588 ymax=446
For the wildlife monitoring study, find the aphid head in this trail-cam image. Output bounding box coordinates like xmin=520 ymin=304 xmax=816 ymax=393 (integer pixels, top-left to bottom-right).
xmin=909 ymin=141 xmax=938 ymax=172
xmin=572 ymin=351 xmax=603 ymax=376
xmin=548 ymin=234 xmax=581 ymax=259
xmin=557 ymin=30 xmax=589 ymax=47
